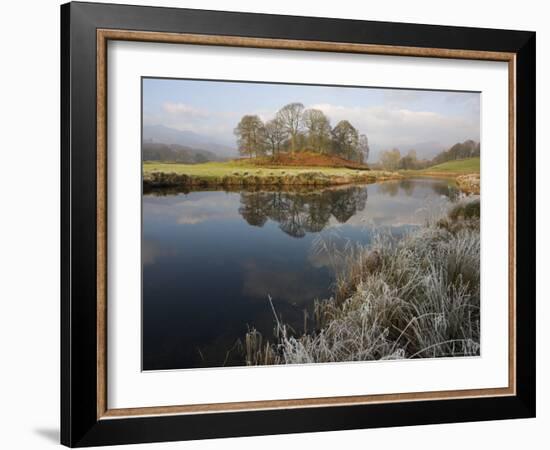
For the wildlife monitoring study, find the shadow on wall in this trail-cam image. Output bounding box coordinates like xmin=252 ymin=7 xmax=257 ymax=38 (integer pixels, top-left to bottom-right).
xmin=34 ymin=428 xmax=59 ymax=444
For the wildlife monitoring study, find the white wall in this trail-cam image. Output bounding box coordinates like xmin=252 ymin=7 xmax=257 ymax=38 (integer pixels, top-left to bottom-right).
xmin=0 ymin=0 xmax=546 ymax=449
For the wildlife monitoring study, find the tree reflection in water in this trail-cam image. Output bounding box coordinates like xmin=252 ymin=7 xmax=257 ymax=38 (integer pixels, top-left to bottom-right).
xmin=238 ymin=187 xmax=368 ymax=238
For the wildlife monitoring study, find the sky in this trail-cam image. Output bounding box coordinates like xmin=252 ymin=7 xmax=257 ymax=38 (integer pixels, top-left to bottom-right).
xmin=142 ymin=77 xmax=480 ymax=160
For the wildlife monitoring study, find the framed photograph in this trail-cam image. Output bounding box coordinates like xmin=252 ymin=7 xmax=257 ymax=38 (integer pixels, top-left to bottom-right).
xmin=61 ymin=2 xmax=536 ymax=447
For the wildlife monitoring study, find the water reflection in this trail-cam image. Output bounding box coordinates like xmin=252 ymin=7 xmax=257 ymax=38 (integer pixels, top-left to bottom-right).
xmin=142 ymin=178 xmax=458 ymax=370
xmin=429 ymin=180 xmax=460 ymax=201
xmin=238 ymin=187 xmax=368 ymax=238
xmin=377 ymin=178 xmax=459 ymax=200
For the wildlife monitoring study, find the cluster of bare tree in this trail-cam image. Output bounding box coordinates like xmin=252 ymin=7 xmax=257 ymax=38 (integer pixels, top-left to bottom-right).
xmin=379 ymin=140 xmax=480 ymax=171
xmin=234 ymin=102 xmax=370 ymax=163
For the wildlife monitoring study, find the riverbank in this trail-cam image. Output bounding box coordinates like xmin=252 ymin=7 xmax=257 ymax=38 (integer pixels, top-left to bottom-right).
xmin=244 ymin=198 xmax=481 ymax=365
xmin=399 ymin=157 xmax=480 ymax=194
xmin=143 ymin=161 xmax=401 ymax=188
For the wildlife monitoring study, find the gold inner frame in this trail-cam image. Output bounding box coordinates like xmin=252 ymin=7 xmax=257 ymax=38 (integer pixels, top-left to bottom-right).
xmin=96 ymin=29 xmax=517 ymax=420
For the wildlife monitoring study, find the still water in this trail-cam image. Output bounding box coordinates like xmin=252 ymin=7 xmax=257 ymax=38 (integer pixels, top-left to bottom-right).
xmin=142 ymin=178 xmax=458 ymax=370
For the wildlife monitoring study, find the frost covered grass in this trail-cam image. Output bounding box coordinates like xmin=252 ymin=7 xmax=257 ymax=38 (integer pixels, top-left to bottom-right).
xmin=244 ymin=199 xmax=481 ymax=365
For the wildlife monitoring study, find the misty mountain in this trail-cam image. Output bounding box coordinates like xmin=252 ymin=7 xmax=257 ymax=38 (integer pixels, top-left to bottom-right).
xmin=143 ymin=142 xmax=220 ymax=164
xmin=143 ymin=124 xmax=237 ymax=158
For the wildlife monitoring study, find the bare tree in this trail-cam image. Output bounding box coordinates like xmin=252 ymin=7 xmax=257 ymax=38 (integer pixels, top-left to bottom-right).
xmin=331 ymin=120 xmax=359 ymax=161
xmin=380 ymin=148 xmax=401 ymax=170
xmin=263 ymin=118 xmax=288 ymax=158
xmin=276 ymin=102 xmax=304 ymax=153
xmin=302 ymin=108 xmax=331 ymax=153
xmin=234 ymin=115 xmax=266 ymax=158
xmin=358 ymin=134 xmax=370 ymax=163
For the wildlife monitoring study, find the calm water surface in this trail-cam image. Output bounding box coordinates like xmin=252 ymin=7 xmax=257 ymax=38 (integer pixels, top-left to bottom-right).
xmin=142 ymin=178 xmax=458 ymax=370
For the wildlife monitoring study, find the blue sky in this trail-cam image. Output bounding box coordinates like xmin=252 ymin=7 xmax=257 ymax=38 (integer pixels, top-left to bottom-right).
xmin=143 ymin=77 xmax=480 ymax=159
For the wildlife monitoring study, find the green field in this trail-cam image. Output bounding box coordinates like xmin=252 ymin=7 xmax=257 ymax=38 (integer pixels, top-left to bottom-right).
xmin=425 ymin=157 xmax=480 ymax=173
xmin=415 ymin=157 xmax=480 ymax=175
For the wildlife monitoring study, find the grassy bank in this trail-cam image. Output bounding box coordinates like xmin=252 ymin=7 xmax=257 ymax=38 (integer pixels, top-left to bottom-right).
xmin=400 ymin=157 xmax=480 ymax=194
xmin=422 ymin=157 xmax=480 ymax=174
xmin=400 ymin=157 xmax=480 ymax=177
xmin=143 ymin=160 xmax=401 ymax=188
xmin=244 ymin=199 xmax=481 ymax=365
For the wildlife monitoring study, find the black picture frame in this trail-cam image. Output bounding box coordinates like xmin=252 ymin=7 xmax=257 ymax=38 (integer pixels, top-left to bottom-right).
xmin=61 ymin=1 xmax=536 ymax=447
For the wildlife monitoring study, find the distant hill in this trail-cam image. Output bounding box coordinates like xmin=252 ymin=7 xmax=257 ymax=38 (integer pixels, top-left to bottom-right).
xmin=143 ymin=142 xmax=220 ymax=164
xmin=143 ymin=124 xmax=237 ymax=159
